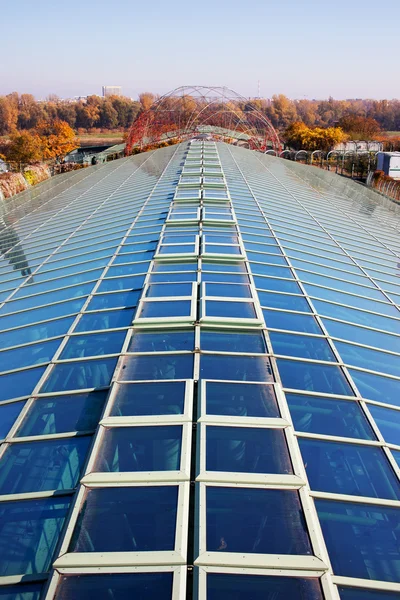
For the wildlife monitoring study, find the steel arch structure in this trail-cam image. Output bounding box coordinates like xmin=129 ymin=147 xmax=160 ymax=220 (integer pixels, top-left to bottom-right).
xmin=125 ymin=86 xmax=281 ymax=154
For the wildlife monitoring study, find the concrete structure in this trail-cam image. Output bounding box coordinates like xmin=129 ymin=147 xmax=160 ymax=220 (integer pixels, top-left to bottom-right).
xmin=102 ymin=85 xmax=122 ymax=97
xmin=0 ymin=142 xmax=399 ymax=599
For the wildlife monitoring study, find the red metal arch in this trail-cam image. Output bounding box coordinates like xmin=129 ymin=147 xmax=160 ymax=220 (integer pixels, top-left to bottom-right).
xmin=125 ymin=86 xmax=281 ymax=154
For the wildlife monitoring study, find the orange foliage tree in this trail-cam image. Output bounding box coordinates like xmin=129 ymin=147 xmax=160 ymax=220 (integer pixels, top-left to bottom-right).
xmin=36 ymin=120 xmax=79 ymax=160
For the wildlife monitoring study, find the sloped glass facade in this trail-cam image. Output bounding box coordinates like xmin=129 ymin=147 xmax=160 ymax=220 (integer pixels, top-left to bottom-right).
xmin=0 ymin=141 xmax=399 ymax=599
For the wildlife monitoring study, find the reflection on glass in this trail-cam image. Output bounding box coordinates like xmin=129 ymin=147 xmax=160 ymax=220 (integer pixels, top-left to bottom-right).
xmin=258 ymin=291 xmax=311 ymax=312
xmin=70 ymin=486 xmax=178 ymax=552
xmin=111 ymin=381 xmax=185 ymax=416
xmin=0 ymin=218 xmax=32 ymax=277
xmin=40 ymin=358 xmax=117 ymax=393
xmin=128 ymin=330 xmax=194 ymax=352
xmin=0 ymin=497 xmax=70 ymax=576
xmin=207 ymin=573 xmax=323 ymax=600
xmin=140 ymin=300 xmax=191 ymax=318
xmin=206 ymin=487 xmax=312 ymax=554
xmin=277 ymin=359 xmax=354 ymax=396
xmin=349 ymin=369 xmax=400 ymax=407
xmin=201 ymin=355 xmax=273 ymax=382
xmin=206 ymin=426 xmax=292 ymax=474
xmin=339 ymin=587 xmax=400 ymax=600
xmin=0 ymin=338 xmax=61 ymax=372
xmin=60 ymin=331 xmax=126 ymax=359
xmin=205 ymin=381 xmax=279 ymax=418
xmin=368 ymin=404 xmax=400 ymax=445
xmin=0 ymin=400 xmax=26 ymax=438
xmin=0 ymin=436 xmax=91 ymax=494
xmin=0 ymin=366 xmax=47 ymax=402
xmin=287 ymin=394 xmax=374 ymax=440
xmin=53 ymin=573 xmax=173 ymax=600
xmin=17 ymin=391 xmax=107 ymax=436
xmin=299 ymin=438 xmax=400 ymax=499
xmin=201 ymin=330 xmax=266 ymax=353
xmin=0 ymin=316 xmax=74 ymax=350
xmin=263 ymin=310 xmax=322 ymax=334
xmin=119 ymin=355 xmax=193 ymax=381
xmin=206 ymin=301 xmax=256 ymax=319
xmin=0 ymin=582 xmax=43 ymax=599
xmin=74 ymin=309 xmax=135 ymax=332
xmin=269 ymin=332 xmax=336 ymax=361
xmin=93 ymin=425 xmax=182 ymax=472
xmin=316 ymin=499 xmax=400 ymax=582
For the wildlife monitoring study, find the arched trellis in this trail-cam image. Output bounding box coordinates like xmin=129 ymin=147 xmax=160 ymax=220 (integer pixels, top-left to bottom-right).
xmin=125 ymin=86 xmax=281 ymax=154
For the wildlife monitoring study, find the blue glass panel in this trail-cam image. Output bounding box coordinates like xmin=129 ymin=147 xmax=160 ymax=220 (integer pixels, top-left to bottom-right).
xmin=60 ymin=331 xmax=126 ymax=359
xmin=145 ymin=283 xmax=193 ymax=297
xmin=245 ymin=242 xmax=281 ymax=254
xmin=205 ymin=381 xmax=279 ymax=417
xmin=339 ymin=587 xmax=400 ymax=600
xmin=149 ymin=273 xmax=197 ymax=283
xmin=202 ymin=273 xmax=249 ymax=284
xmin=263 ymin=309 xmax=321 ymax=334
xmin=304 ymin=284 xmax=398 ymax=317
xmin=0 ymin=583 xmax=43 ymax=599
xmin=70 ymin=486 xmax=177 ymax=552
xmin=0 ymin=400 xmax=26 ymax=438
xmin=206 ymin=426 xmax=292 ymax=474
xmin=316 ymin=499 xmax=400 ymax=582
xmin=0 ymin=367 xmax=47 ymax=402
xmin=322 ymin=319 xmax=400 ymax=354
xmin=368 ymin=405 xmax=400 ymax=445
xmin=299 ymin=438 xmax=400 ymax=499
xmin=14 ymin=269 xmax=103 ymax=299
xmin=250 ymin=263 xmax=293 ymax=278
xmin=207 ymin=573 xmax=323 ymax=600
xmin=201 ymin=355 xmax=273 ymax=382
xmin=335 ymin=341 xmax=400 ymax=378
xmin=0 ymin=436 xmax=91 ymax=494
xmin=119 ymin=354 xmax=193 ymax=380
xmin=107 ymin=262 xmax=151 ymax=276
xmin=152 ymin=262 xmax=197 ymax=272
xmin=0 ymin=298 xmax=86 ymax=331
xmin=0 ymin=338 xmax=61 ymax=372
xmin=17 ymin=391 xmax=107 ymax=436
xmin=258 ymin=291 xmax=311 ymax=312
xmin=111 ymin=381 xmax=185 ymax=416
xmin=203 ymin=262 xmax=247 ymax=273
xmin=87 ymin=291 xmax=141 ymax=311
xmin=277 ymin=359 xmax=354 ymax=395
xmin=75 ymin=309 xmax=134 ymax=332
xmin=290 ymin=258 xmax=366 ymax=285
xmin=0 ymin=316 xmax=74 ymax=350
xmin=254 ymin=276 xmax=301 ymax=294
xmin=206 ymin=487 xmax=312 ymax=554
xmin=287 ymin=394 xmax=374 ymax=440
xmin=53 ymin=573 xmax=173 ymax=600
xmin=247 ymin=252 xmax=287 ymax=266
xmin=295 ymin=269 xmax=378 ymax=294
xmin=391 ymin=450 xmax=400 ymax=468
xmin=313 ymin=300 xmax=400 ymax=335
xmin=0 ymin=283 xmax=94 ymax=317
xmin=269 ymin=332 xmax=336 ymax=361
xmin=349 ymin=370 xmax=400 ymax=407
xmin=206 ymin=283 xmax=251 ymax=298
xmin=40 ymin=358 xmax=117 ymax=392
xmin=0 ymin=497 xmax=70 ymax=576
xmin=206 ymin=301 xmax=256 ymax=319
xmin=128 ymin=330 xmax=194 ymax=352
xmin=140 ymin=300 xmax=191 ymax=318
xmin=97 ymin=275 xmax=145 ymax=293
xmin=94 ymin=425 xmax=182 ymax=472
xmin=201 ymin=329 xmax=265 ymax=353
xmin=34 ymin=258 xmax=109 ymax=282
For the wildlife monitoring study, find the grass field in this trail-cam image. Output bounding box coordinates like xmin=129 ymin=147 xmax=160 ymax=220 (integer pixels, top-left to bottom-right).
xmin=78 ymin=132 xmax=124 ymax=147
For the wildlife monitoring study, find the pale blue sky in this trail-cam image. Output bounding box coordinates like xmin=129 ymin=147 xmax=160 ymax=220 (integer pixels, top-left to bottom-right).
xmin=1 ymin=0 xmax=399 ymax=100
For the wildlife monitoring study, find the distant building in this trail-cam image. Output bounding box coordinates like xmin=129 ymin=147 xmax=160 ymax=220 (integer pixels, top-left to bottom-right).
xmin=102 ymin=86 xmax=122 ymax=97
xmin=377 ymin=151 xmax=400 ymax=180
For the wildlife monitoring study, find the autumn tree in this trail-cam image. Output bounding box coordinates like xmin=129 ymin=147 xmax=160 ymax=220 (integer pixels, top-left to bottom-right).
xmin=139 ymin=93 xmax=156 ymax=111
xmin=36 ymin=120 xmax=78 ymax=160
xmin=0 ymin=97 xmax=18 ymax=134
xmin=338 ymin=115 xmax=381 ymax=140
xmin=284 ymin=122 xmax=347 ymax=151
xmin=5 ymin=131 xmax=43 ymax=163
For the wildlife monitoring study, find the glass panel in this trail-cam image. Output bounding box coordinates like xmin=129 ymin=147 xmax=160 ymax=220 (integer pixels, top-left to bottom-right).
xmin=60 ymin=331 xmax=126 ymax=359
xmin=251 ymin=264 xmax=293 ymax=278
xmin=269 ymin=332 xmax=336 ymax=361
xmin=17 ymin=391 xmax=107 ymax=436
xmin=316 ymin=499 xmax=400 ymax=582
xmin=206 ymin=426 xmax=292 ymax=474
xmin=339 ymin=588 xmax=400 ymax=600
xmin=128 ymin=330 xmax=194 ymax=352
xmin=75 ymin=309 xmax=135 ymax=332
xmin=201 ymin=355 xmax=273 ymax=382
xmin=277 ymin=359 xmax=354 ymax=395
xmin=0 ymin=283 xmax=95 ymax=317
xmin=287 ymin=394 xmax=375 ymax=440
xmin=206 ymin=301 xmax=256 ymax=319
xmin=263 ymin=310 xmax=322 ymax=334
xmin=0 ymin=298 xmax=86 ymax=330
xmin=207 ymin=573 xmax=323 ymax=600
xmin=335 ymin=341 xmax=400 ymax=378
xmin=97 ymin=275 xmax=145 ymax=292
xmin=152 ymin=262 xmax=197 ymax=272
xmin=322 ymin=319 xmax=400 ymax=354
xmin=110 ymin=382 xmax=185 ymax=416
xmin=202 ymin=273 xmax=249 ymax=284
xmin=205 ymin=381 xmax=279 ymax=418
xmin=206 ymin=283 xmax=251 ymax=298
xmin=313 ymin=300 xmax=400 ymax=335
xmin=53 ymin=573 xmax=173 ymax=600
xmin=349 ymin=370 xmax=400 ymax=407
xmin=0 ymin=497 xmax=70 ymax=576
xmin=203 ymin=262 xmax=246 ymax=273
xmin=0 ymin=400 xmax=26 ymax=438
xmin=70 ymin=486 xmax=177 ymax=552
xmin=149 ymin=272 xmax=197 ymax=283
xmin=258 ymin=291 xmax=311 ymax=312
xmin=87 ymin=291 xmax=141 ymax=311
xmin=299 ymin=438 xmax=400 ymax=500
xmin=145 ymin=283 xmax=193 ymax=297
xmin=0 ymin=583 xmax=43 ymax=599
xmin=206 ymin=487 xmax=312 ymax=554
xmin=107 ymin=262 xmax=151 ymax=277
xmin=368 ymin=404 xmax=400 ymax=445
xmin=40 ymin=358 xmax=117 ymax=392
xmin=0 ymin=367 xmax=47 ymax=402
xmin=0 ymin=316 xmax=74 ymax=350
xmin=119 ymin=355 xmax=193 ymax=381
xmin=140 ymin=300 xmax=191 ymax=318
xmin=201 ymin=330 xmax=266 ymax=353
xmin=93 ymin=425 xmax=182 ymax=472
xmin=254 ymin=277 xmax=301 ymax=294
xmin=0 ymin=339 xmax=61 ymax=372
xmin=0 ymin=437 xmax=91 ymax=494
